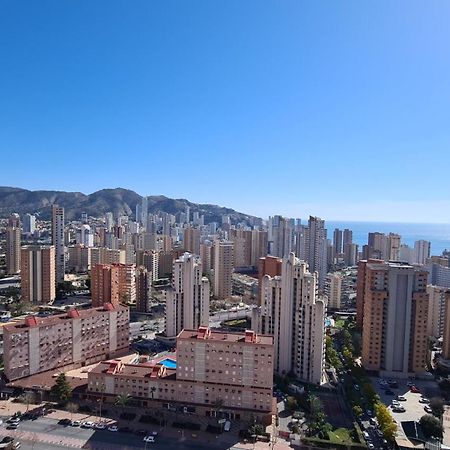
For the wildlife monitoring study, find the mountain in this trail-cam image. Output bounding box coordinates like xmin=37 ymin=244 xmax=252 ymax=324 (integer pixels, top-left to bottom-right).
xmin=0 ymin=187 xmax=260 ymax=225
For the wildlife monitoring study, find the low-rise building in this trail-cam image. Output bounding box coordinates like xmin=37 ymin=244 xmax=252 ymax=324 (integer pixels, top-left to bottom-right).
xmin=87 ymin=327 xmax=274 ymax=424
xmin=3 ymin=303 xmax=129 ymax=381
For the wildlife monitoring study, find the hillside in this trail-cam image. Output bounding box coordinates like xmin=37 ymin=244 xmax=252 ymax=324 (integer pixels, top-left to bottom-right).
xmin=0 ymin=187 xmax=260 ymax=225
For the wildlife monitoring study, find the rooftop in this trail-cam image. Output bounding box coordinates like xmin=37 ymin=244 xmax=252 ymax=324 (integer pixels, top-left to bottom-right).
xmin=3 ymin=303 xmax=128 ymax=333
xmin=178 ymin=327 xmax=273 ymax=345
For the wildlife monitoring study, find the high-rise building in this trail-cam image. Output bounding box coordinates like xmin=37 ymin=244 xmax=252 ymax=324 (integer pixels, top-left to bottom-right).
xmin=333 ymin=228 xmax=343 ymax=259
xmin=165 ymin=253 xmax=210 ymax=338
xmin=251 ymin=229 xmax=268 ymax=267
xmin=67 ymin=244 xmax=91 ymax=273
xmin=91 ymin=247 xmax=126 ymax=266
xmin=23 ymin=213 xmax=36 ymax=234
xmin=141 ymin=196 xmax=148 ymax=227
xmin=414 ymin=240 xmax=431 ymax=266
xmin=441 ymin=293 xmax=450 ymax=360
xmin=305 ymin=216 xmax=328 ymax=288
xmin=427 ymin=261 xmax=450 ymax=288
xmin=52 ymin=205 xmax=65 ymax=283
xmin=270 ymin=216 xmax=293 ymax=258
xmin=356 ymin=259 xmax=383 ymax=328
xmin=324 ymin=272 xmax=342 ymax=309
xmin=105 ymin=212 xmax=114 ymax=231
xmin=136 ymin=266 xmax=151 ymax=313
xmin=6 ymin=225 xmax=21 ymax=275
xmin=343 ymin=229 xmax=353 ymax=247
xmin=427 ymin=285 xmax=449 ymax=340
xmin=258 ymin=253 xmax=326 ymax=384
xmin=20 ymin=245 xmax=56 ymax=303
xmin=183 ymin=227 xmax=201 ymax=255
xmin=387 ymin=233 xmax=401 ymax=261
xmin=344 ymin=243 xmax=358 ymax=267
xmin=213 ymin=240 xmax=234 ymax=300
xmin=360 ymin=261 xmax=429 ymax=377
xmin=91 ymin=263 xmax=136 ymax=307
xmin=3 ymin=303 xmax=129 ymax=381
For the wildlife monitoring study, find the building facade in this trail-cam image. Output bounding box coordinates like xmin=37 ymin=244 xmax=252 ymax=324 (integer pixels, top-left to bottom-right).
xmin=257 ymin=253 xmax=326 ymax=384
xmin=3 ymin=303 xmax=129 ymax=381
xmin=20 ymin=245 xmax=56 ymax=304
xmin=360 ymin=261 xmax=429 ymax=378
xmin=52 ymin=205 xmax=65 ymax=283
xmin=6 ymin=225 xmax=21 ymax=275
xmin=165 ymin=253 xmax=210 ymax=338
xmin=87 ymin=327 xmax=274 ymax=424
xmin=213 ymin=240 xmax=234 ymax=300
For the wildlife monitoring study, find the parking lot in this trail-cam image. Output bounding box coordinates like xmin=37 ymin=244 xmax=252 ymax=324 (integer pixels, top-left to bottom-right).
xmin=371 ymin=376 xmax=440 ymax=425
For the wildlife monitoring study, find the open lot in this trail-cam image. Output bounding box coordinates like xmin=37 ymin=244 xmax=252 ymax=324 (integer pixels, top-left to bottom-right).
xmin=371 ymin=376 xmax=440 ymax=425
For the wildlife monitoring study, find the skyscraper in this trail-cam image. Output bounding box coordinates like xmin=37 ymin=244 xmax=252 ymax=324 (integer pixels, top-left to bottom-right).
xmin=21 ymin=245 xmax=56 ymax=303
xmin=333 ymin=228 xmax=343 ymax=259
xmin=23 ymin=213 xmax=36 ymax=234
xmin=141 ymin=196 xmax=148 ymax=227
xmin=258 ymin=253 xmax=325 ymax=384
xmin=136 ymin=266 xmax=151 ymax=313
xmin=213 ymin=240 xmax=234 ymax=300
xmin=183 ymin=227 xmax=201 ymax=255
xmin=165 ymin=253 xmax=210 ymax=338
xmin=52 ymin=205 xmax=65 ymax=283
xmin=6 ymin=216 xmax=21 ymax=275
xmin=305 ymin=216 xmax=328 ymax=288
xmin=360 ymin=261 xmax=429 ymax=377
xmin=324 ymin=272 xmax=342 ymax=309
xmin=414 ymin=240 xmax=430 ymax=266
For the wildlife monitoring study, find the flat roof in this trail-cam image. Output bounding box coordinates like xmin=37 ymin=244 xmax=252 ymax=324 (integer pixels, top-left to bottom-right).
xmin=178 ymin=328 xmax=273 ymax=345
xmin=3 ymin=303 xmax=128 ymax=333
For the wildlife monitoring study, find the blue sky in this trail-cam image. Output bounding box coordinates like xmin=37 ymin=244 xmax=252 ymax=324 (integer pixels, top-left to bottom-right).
xmin=1 ymin=1 xmax=450 ymax=222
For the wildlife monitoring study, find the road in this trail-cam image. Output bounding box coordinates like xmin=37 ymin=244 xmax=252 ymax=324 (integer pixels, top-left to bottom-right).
xmin=0 ymin=417 xmax=236 ymax=450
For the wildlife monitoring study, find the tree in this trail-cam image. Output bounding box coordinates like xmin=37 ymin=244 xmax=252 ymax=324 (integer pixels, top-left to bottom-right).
xmin=430 ymin=397 xmax=444 ymax=417
xmin=420 ymin=414 xmax=443 ymax=439
xmin=115 ymin=393 xmax=131 ymax=414
xmin=325 ymin=336 xmax=342 ymax=370
xmin=374 ymin=401 xmax=397 ymax=441
xmin=308 ymin=395 xmax=326 ymax=435
xmin=249 ymin=423 xmax=265 ymax=436
xmin=51 ymin=373 xmax=72 ymax=405
xmin=352 ymin=405 xmax=363 ymax=419
xmin=285 ymin=396 xmax=298 ymax=411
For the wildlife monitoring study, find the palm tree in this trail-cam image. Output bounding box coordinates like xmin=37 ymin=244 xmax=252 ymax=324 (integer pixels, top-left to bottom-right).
xmin=115 ymin=393 xmax=131 ymax=415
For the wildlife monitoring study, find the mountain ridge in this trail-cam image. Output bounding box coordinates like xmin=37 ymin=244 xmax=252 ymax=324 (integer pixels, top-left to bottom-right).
xmin=0 ymin=186 xmax=260 ymax=225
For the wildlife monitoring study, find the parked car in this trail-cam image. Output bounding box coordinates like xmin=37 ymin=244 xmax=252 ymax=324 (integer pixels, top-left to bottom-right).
xmin=95 ymin=422 xmax=106 ymax=430
xmin=424 ymin=405 xmax=432 ymax=413
xmin=397 ymin=395 xmax=407 ymax=401
xmin=71 ymin=420 xmax=81 ymax=427
xmin=108 ymin=425 xmax=118 ymax=432
xmin=419 ymin=397 xmax=430 ymax=404
xmin=410 ymin=386 xmax=420 ymax=393
xmin=143 ymin=435 xmax=155 ymax=443
xmin=224 ymin=421 xmax=231 ymax=432
xmin=58 ymin=418 xmax=72 ymax=426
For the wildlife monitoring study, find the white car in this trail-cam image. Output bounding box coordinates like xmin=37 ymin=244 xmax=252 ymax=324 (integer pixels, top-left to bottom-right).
xmin=71 ymin=420 xmax=81 ymax=427
xmin=224 ymin=420 xmax=231 ymax=432
xmin=108 ymin=425 xmax=118 ymax=432
xmin=424 ymin=405 xmax=432 ymax=413
xmin=397 ymin=395 xmax=407 ymax=401
xmin=82 ymin=421 xmax=94 ymax=428
xmin=143 ymin=436 xmax=155 ymax=443
xmin=95 ymin=422 xmax=106 ymax=430
xmin=419 ymin=397 xmax=430 ymax=404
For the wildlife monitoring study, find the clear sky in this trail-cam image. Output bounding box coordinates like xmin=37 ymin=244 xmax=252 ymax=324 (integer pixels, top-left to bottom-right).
xmin=1 ymin=1 xmax=450 ymax=222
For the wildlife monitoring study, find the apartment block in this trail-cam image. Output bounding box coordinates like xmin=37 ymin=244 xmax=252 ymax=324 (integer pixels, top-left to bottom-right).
xmin=67 ymin=244 xmax=91 ymax=273
xmin=325 ymin=272 xmax=342 ymax=309
xmin=87 ymin=327 xmax=274 ymax=424
xmin=165 ymin=253 xmax=210 ymax=338
xmin=21 ymin=245 xmax=56 ymax=304
xmin=360 ymin=261 xmax=429 ymax=378
xmin=90 ymin=247 xmax=126 ymax=266
xmin=91 ymin=263 xmax=136 ymax=307
xmin=213 ymin=240 xmax=234 ymax=300
xmin=6 ymin=226 xmax=21 ymax=275
xmin=52 ymin=205 xmax=65 ymax=283
xmin=427 ymin=285 xmax=450 ymax=340
xmin=257 ymin=253 xmax=326 ymax=384
xmin=3 ymin=303 xmax=129 ymax=381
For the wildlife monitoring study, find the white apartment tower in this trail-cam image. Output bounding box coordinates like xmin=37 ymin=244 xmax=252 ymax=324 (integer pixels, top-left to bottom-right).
xmin=325 ymin=272 xmax=342 ymax=309
xmin=165 ymin=253 xmax=210 ymax=338
xmin=52 ymin=205 xmax=65 ymax=283
xmin=258 ymin=253 xmax=326 ymax=384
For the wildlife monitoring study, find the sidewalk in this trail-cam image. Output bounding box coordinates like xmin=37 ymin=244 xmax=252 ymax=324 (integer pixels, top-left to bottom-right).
xmin=0 ymin=399 xmax=296 ymax=449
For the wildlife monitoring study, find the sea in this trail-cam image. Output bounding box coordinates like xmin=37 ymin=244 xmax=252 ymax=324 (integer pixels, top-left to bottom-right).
xmin=326 ymin=221 xmax=450 ymax=256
